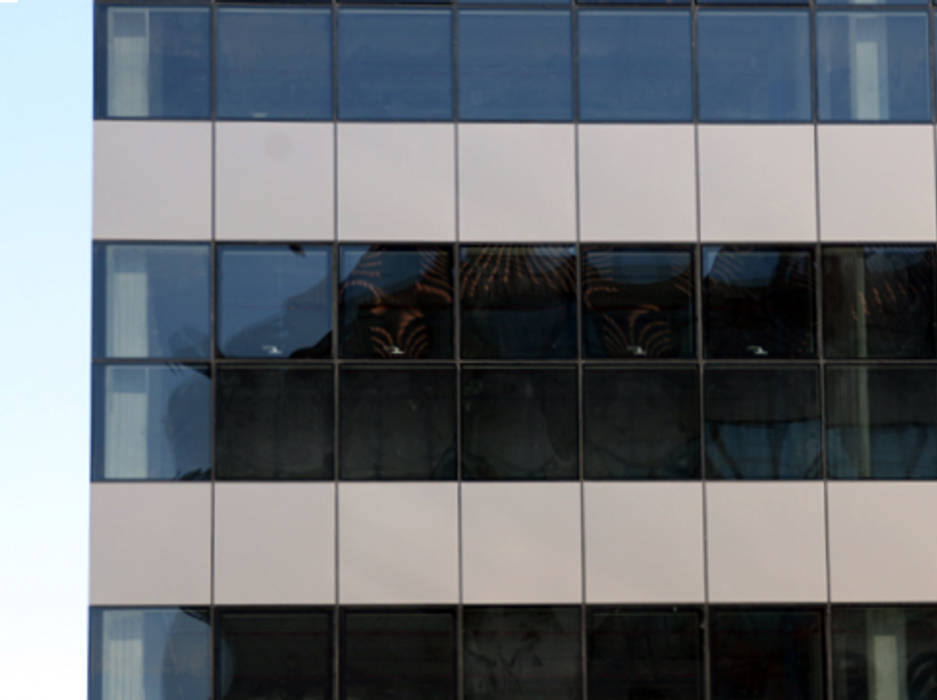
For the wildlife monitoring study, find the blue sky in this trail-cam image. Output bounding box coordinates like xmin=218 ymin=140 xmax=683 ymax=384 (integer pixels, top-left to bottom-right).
xmin=0 ymin=1 xmax=91 ymax=697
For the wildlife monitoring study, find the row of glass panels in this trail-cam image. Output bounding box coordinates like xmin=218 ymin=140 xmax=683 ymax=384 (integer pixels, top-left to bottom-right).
xmin=89 ymin=605 xmax=934 ymax=700
xmin=96 ymin=5 xmax=937 ymax=122
xmin=94 ymin=243 xmax=937 ymax=361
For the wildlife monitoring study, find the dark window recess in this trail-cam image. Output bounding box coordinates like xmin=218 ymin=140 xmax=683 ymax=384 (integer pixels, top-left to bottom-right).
xmin=215 ymin=367 xmax=334 ymax=480
xmin=340 ymin=245 xmax=453 ymax=359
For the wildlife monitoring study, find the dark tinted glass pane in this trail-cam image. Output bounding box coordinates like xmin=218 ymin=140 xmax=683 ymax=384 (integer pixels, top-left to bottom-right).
xmin=340 ymin=368 xmax=456 ymax=480
xmin=340 ymin=246 xmax=453 ymax=359
xmin=464 ymin=607 xmax=581 ymax=700
xmin=698 ymin=12 xmax=811 ymax=122
xmin=458 ymin=10 xmax=573 ymax=121
xmin=216 ymin=367 xmax=333 ymax=480
xmin=216 ymin=8 xmax=332 ymax=120
xmin=823 ymin=246 xmax=936 ymax=358
xmin=218 ymin=245 xmax=332 ymax=359
xmin=704 ymin=247 xmax=815 ymax=359
xmin=89 ymin=608 xmax=210 ymax=700
xmin=583 ymin=247 xmax=694 ymax=358
xmin=705 ymin=367 xmax=820 ymax=479
xmin=584 ymin=369 xmax=699 ymax=479
xmin=588 ymin=609 xmax=702 ymax=700
xmin=338 ymin=9 xmax=453 ymax=120
xmin=92 ymin=364 xmax=210 ymax=480
xmin=95 ymin=7 xmax=210 ymax=119
xmin=826 ymin=366 xmax=937 ymax=479
xmin=818 ymin=12 xmax=931 ymax=122
xmin=341 ymin=610 xmax=456 ymax=699
xmin=461 ymin=246 xmax=576 ymax=359
xmin=833 ymin=607 xmax=937 ymax=700
xmin=579 ymin=11 xmax=692 ymax=122
xmin=216 ymin=610 xmax=331 ymax=700
xmin=462 ymin=368 xmax=578 ymax=480
xmin=93 ymin=244 xmax=210 ymax=359
xmin=710 ymin=609 xmax=824 ymax=700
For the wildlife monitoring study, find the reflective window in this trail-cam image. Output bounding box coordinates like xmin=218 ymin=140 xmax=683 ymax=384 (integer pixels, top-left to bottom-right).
xmin=705 ymin=367 xmax=821 ymax=479
xmin=340 ymin=368 xmax=456 ymax=480
xmin=216 ymin=367 xmax=333 ymax=480
xmin=833 ymin=607 xmax=937 ymax=700
xmin=584 ymin=369 xmax=699 ymax=480
xmin=95 ymin=6 xmax=210 ymax=118
xmin=92 ymin=364 xmax=210 ymax=480
xmin=818 ymin=12 xmax=931 ymax=122
xmin=823 ymin=246 xmax=936 ymax=358
xmin=710 ymin=609 xmax=824 ymax=700
xmin=697 ymin=11 xmax=811 ymax=122
xmin=704 ymin=247 xmax=816 ymax=359
xmin=338 ymin=10 xmax=453 ymax=120
xmin=462 ymin=368 xmax=578 ymax=480
xmin=578 ymin=11 xmax=692 ymax=122
xmin=461 ymin=245 xmax=577 ymax=360
xmin=341 ymin=609 xmax=456 ymax=699
xmin=464 ymin=606 xmax=582 ymax=700
xmin=218 ymin=245 xmax=332 ymax=359
xmin=89 ymin=608 xmax=210 ymax=700
xmin=340 ymin=246 xmax=453 ymax=359
xmin=458 ymin=10 xmax=573 ymax=121
xmin=588 ymin=609 xmax=702 ymax=700
xmin=216 ymin=8 xmax=332 ymax=120
xmin=93 ymin=244 xmax=210 ymax=359
xmin=826 ymin=366 xmax=937 ymax=479
xmin=582 ymin=247 xmax=694 ymax=358
xmin=216 ymin=610 xmax=332 ymax=700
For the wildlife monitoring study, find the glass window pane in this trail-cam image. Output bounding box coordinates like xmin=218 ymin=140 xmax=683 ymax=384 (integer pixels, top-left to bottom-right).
xmin=584 ymin=368 xmax=699 ymax=479
xmin=93 ymin=244 xmax=210 ymax=359
xmin=458 ymin=10 xmax=573 ymax=121
xmin=340 ymin=246 xmax=454 ymax=359
xmin=698 ymin=11 xmax=811 ymax=122
xmin=826 ymin=366 xmax=937 ymax=479
xmin=818 ymin=12 xmax=931 ymax=122
xmin=341 ymin=610 xmax=456 ymax=699
xmin=587 ymin=609 xmax=702 ymax=700
xmin=578 ymin=11 xmax=692 ymax=122
xmin=338 ymin=9 xmax=453 ymax=120
xmin=461 ymin=245 xmax=577 ymax=359
xmin=823 ymin=246 xmax=936 ymax=358
xmin=216 ymin=8 xmax=332 ymax=120
xmin=216 ymin=367 xmax=333 ymax=480
xmin=705 ymin=367 xmax=821 ymax=479
xmin=89 ymin=608 xmax=210 ymax=700
xmin=95 ymin=7 xmax=210 ymax=119
xmin=582 ymin=247 xmax=694 ymax=358
xmin=340 ymin=368 xmax=456 ymax=480
xmin=464 ymin=607 xmax=581 ymax=700
xmin=710 ymin=609 xmax=824 ymax=700
xmin=462 ymin=368 xmax=577 ymax=480
xmin=216 ymin=610 xmax=331 ymax=700
xmin=833 ymin=607 xmax=937 ymax=700
xmin=704 ymin=247 xmax=816 ymax=359
xmin=92 ymin=364 xmax=210 ymax=480
xmin=218 ymin=245 xmax=332 ymax=359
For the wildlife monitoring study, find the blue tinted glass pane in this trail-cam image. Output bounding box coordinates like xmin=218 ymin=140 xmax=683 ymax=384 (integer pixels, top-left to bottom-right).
xmin=338 ymin=10 xmax=452 ymax=120
xmin=817 ymin=12 xmax=931 ymax=122
xmin=92 ymin=364 xmax=211 ymax=480
xmin=93 ymin=244 xmax=210 ymax=359
xmin=579 ymin=11 xmax=691 ymax=122
xmin=458 ymin=10 xmax=573 ymax=121
xmin=698 ymin=11 xmax=811 ymax=122
xmin=217 ymin=9 xmax=332 ymax=120
xmin=96 ymin=7 xmax=210 ymax=118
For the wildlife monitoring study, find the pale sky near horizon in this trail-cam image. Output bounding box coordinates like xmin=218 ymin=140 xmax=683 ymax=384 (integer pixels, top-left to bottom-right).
xmin=0 ymin=1 xmax=92 ymax=697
